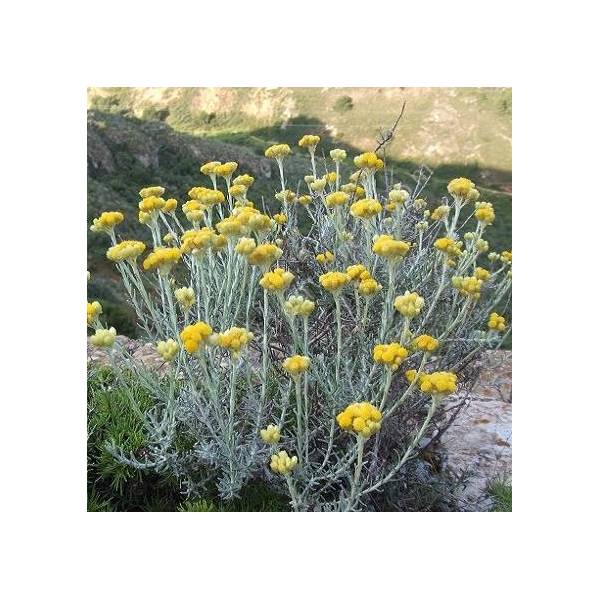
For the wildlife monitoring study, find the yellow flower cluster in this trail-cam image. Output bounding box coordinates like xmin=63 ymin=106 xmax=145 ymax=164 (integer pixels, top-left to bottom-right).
xmin=350 ymin=198 xmax=383 ymax=219
xmin=358 ymin=275 xmax=382 ymax=296
xmin=247 ymin=243 xmax=283 ymax=269
xmin=372 ymin=235 xmax=411 ymax=260
xmin=142 ymin=247 xmax=182 ymax=273
xmin=488 ymin=312 xmax=507 ymax=331
xmin=330 ymin=148 xmax=347 ymax=162
xmin=316 ymin=251 xmax=334 ymax=264
xmin=182 ymin=199 xmax=207 ymax=224
xmin=319 ymin=271 xmax=351 ymax=293
xmin=217 ymin=327 xmax=254 ymax=355
xmin=215 ymin=162 xmax=238 ymax=178
xmin=325 ymin=191 xmax=349 ymax=207
xmin=336 ymin=402 xmax=382 ymax=439
xmin=394 ymin=291 xmax=425 ymax=318
xmin=354 ymin=152 xmax=384 ymax=171
xmin=273 ymin=213 xmax=287 ymax=225
xmin=346 ymin=264 xmax=367 ymax=280
xmin=200 ymin=161 xmax=221 ymax=176
xmin=139 ymin=196 xmax=166 ymax=213
xmin=180 ymin=321 xmax=213 ymax=353
xmin=163 ymin=198 xmax=178 ymax=213
xmin=259 ymin=268 xmax=295 ymax=293
xmin=373 ymin=343 xmax=409 ymax=370
xmin=140 ymin=186 xmax=165 ymax=198
xmin=431 ymin=205 xmax=450 ymax=221
xmin=434 ymin=237 xmax=462 ymax=259
xmin=452 ymin=276 xmax=483 ymax=299
xmin=156 ymin=339 xmax=178 ymax=361
xmin=232 ymin=205 xmax=274 ymax=233
xmin=188 ymin=187 xmax=226 ymax=206
xmin=270 ymin=450 xmax=298 ymax=475
xmin=501 ymin=250 xmax=512 ymax=264
xmin=234 ymin=237 xmax=256 ymax=255
xmin=106 ymin=240 xmax=146 ymax=262
xmin=275 ymin=189 xmax=296 ymax=204
xmin=265 ymin=144 xmax=292 ymax=159
xmin=233 ymin=173 xmax=254 ymax=188
xmin=283 ymin=295 xmax=315 ymax=317
xmin=413 ymin=334 xmax=439 ymax=353
xmin=474 ymin=202 xmax=495 ymax=224
xmin=87 ymin=301 xmax=102 ymax=325
xmin=447 ymin=177 xmax=479 ymax=201
xmin=298 ymin=134 xmax=320 ymax=149
xmin=174 ymin=287 xmax=196 ymax=311
xmin=181 ymin=228 xmax=224 ymax=255
xmin=282 ymin=355 xmax=310 ymax=378
xmin=90 ymin=211 xmax=124 ymax=233
xmin=474 ymin=267 xmax=491 ymax=281
xmin=419 ymin=371 xmax=457 ymax=396
xmin=260 ymin=424 xmax=281 ymax=445
xmin=90 ymin=327 xmax=117 ymax=348
xmin=340 ymin=183 xmax=366 ymax=199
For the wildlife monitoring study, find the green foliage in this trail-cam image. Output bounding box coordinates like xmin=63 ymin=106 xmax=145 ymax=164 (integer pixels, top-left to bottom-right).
xmin=488 ymin=479 xmax=512 ymax=511
xmin=179 ymin=499 xmax=220 ymax=512
xmin=333 ymin=95 xmax=354 ymax=113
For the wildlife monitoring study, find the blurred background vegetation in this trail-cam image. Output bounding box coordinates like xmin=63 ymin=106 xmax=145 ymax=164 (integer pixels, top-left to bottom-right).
xmin=87 ymin=87 xmax=512 ymax=339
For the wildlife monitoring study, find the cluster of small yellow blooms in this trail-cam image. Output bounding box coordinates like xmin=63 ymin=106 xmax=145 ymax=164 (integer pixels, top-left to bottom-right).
xmin=354 ymin=152 xmax=384 ymax=171
xmin=372 ymin=235 xmax=411 ymax=260
xmin=188 ymin=187 xmax=226 ymax=207
xmin=501 ymin=250 xmax=512 ymax=264
xmin=216 ymin=215 xmax=247 ymax=237
xmin=265 ymin=144 xmax=292 ymax=159
xmin=314 ymin=251 xmax=333 ymax=265
xmin=474 ymin=267 xmax=491 ymax=281
xmin=394 ymin=291 xmax=425 ymax=318
xmin=182 ymin=200 xmax=207 ymax=224
xmin=273 ymin=213 xmax=287 ymax=225
xmin=340 ymin=182 xmax=366 ymax=199
xmin=415 ymin=220 xmax=429 ymax=232
xmin=488 ymin=312 xmax=507 ymax=331
xmin=228 ymin=184 xmax=247 ymax=200
xmin=336 ymin=402 xmax=382 ymax=439
xmin=246 ymin=243 xmax=283 ymax=269
xmin=283 ymin=295 xmax=315 ymax=317
xmin=474 ymin=202 xmax=495 ymax=224
xmin=434 ymin=237 xmax=463 ymax=259
xmin=350 ymin=198 xmax=383 ymax=219
xmin=87 ymin=301 xmax=102 ymax=325
xmin=142 ymin=247 xmax=182 ymax=273
xmin=346 ymin=264 xmax=367 ymax=280
xmin=413 ymin=198 xmax=428 ymax=210
xmin=431 ymin=205 xmax=450 ymax=221
xmin=447 ymin=177 xmax=479 ymax=201
xmin=373 ymin=343 xmax=409 ymax=370
xmin=215 ymin=162 xmax=238 ymax=179
xmin=275 ymin=189 xmax=296 ymax=203
xmin=452 ymin=276 xmax=483 ymax=299
xmin=139 ymin=196 xmax=166 ymax=214
xmin=358 ymin=274 xmax=382 ymax=295
xmin=298 ymin=134 xmax=320 ymax=150
xmin=234 ymin=237 xmax=256 ymax=255
xmin=200 ymin=161 xmax=221 ymax=177
xmin=413 ymin=334 xmax=439 ymax=353
xmin=389 ymin=189 xmax=410 ymax=205
xmin=233 ymin=173 xmax=255 ymax=188
xmin=163 ymin=199 xmax=178 ymax=213
xmin=181 ymin=228 xmax=224 ymax=256
xmin=270 ymin=450 xmax=298 ymax=475
xmin=140 ymin=186 xmax=165 ymax=198
xmin=90 ymin=327 xmax=117 ymax=348
xmin=260 ymin=424 xmax=281 ymax=445
xmin=106 ymin=240 xmax=146 ymax=263
xmin=325 ymin=191 xmax=349 ymax=207
xmin=259 ymin=268 xmax=295 ymax=293
xmin=330 ymin=148 xmax=347 ymax=162
xmin=90 ymin=211 xmax=124 ymax=233
xmin=217 ymin=327 xmax=254 ymax=356
xmin=419 ymin=372 xmax=457 ymax=396
xmin=232 ymin=205 xmax=274 ymax=233
xmin=174 ymin=287 xmax=196 ymax=312
xmin=319 ymin=271 xmax=351 ymax=293
xmin=180 ymin=321 xmax=213 ymax=353
xmin=298 ymin=194 xmax=312 ymax=206
xmin=282 ymin=355 xmax=310 ymax=378
xmin=156 ymin=339 xmax=178 ymax=361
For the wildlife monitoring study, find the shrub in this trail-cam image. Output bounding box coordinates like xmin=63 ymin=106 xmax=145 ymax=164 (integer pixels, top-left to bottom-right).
xmin=333 ymin=95 xmax=354 ymax=113
xmin=87 ymin=137 xmax=512 ymax=511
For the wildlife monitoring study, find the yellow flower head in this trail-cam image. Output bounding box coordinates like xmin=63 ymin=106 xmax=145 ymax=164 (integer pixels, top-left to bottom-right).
xmin=174 ymin=287 xmax=196 ymax=312
xmin=326 ymin=171 xmax=337 ymax=184
xmin=316 ymin=251 xmax=335 ymax=265
xmin=259 ymin=268 xmax=295 ymax=293
xmin=162 ymin=198 xmax=178 ymax=213
xmin=139 ymin=210 xmax=152 ymax=224
xmin=354 ymin=152 xmax=384 ymax=171
xmin=350 ymin=198 xmax=383 ymax=219
xmin=340 ymin=183 xmax=366 ymax=199
xmin=247 ymin=243 xmax=283 ymax=269
xmin=419 ymin=371 xmax=457 ymax=397
xmin=434 ymin=237 xmax=462 ymax=258
xmin=373 ymin=342 xmax=409 ymax=370
xmin=273 ymin=213 xmax=288 ymax=225
xmin=346 ymin=264 xmax=367 ymax=281
xmin=358 ymin=276 xmax=382 ymax=296
xmin=181 ymin=228 xmax=218 ymax=256
xmin=372 ymin=235 xmax=411 ymax=260
xmin=447 ymin=177 xmax=476 ymax=200
xmin=474 ymin=267 xmax=491 ymax=281
xmin=298 ymin=134 xmax=320 ymax=150
xmin=451 ymin=276 xmax=483 ymax=299
xmin=138 ymin=196 xmax=166 ymax=213
xmin=413 ymin=335 xmax=439 ymax=353
xmin=156 ymin=339 xmax=178 ymax=362
xmin=142 ymin=247 xmax=182 ymax=274
xmin=217 ymin=327 xmax=254 ymax=355
xmin=431 ymin=205 xmax=451 ymax=221
xmin=87 ymin=301 xmax=102 ymax=325
xmin=180 ymin=321 xmax=213 ymax=354
xmin=415 ymin=221 xmax=429 ymax=232
xmin=260 ymin=424 xmax=281 ymax=445
xmin=215 ymin=162 xmax=238 ymax=178
xmin=476 ymin=239 xmax=489 ymax=254
xmin=90 ymin=211 xmax=124 ymax=233
xmin=310 ymin=177 xmax=328 ymax=193
xmin=336 ymin=402 xmax=382 ymax=439
xmin=501 ymin=250 xmax=512 ymax=264
xmin=106 ymin=240 xmax=146 ymax=263
xmin=325 ymin=191 xmax=350 ymax=208
xmin=235 ymin=237 xmax=257 ymax=256
xmin=233 ymin=173 xmax=255 ymax=188
xmin=394 ymin=291 xmax=425 ymax=318
xmin=200 ymin=161 xmax=221 ymax=176
xmin=270 ymin=450 xmax=298 ymax=475
xmin=413 ymin=198 xmax=428 ymax=211
xmin=90 ymin=327 xmax=117 ymax=348
xmin=488 ymin=312 xmax=507 ymax=332
xmin=216 ymin=215 xmax=248 ymax=238
xmin=298 ymin=195 xmax=312 ymax=206
xmin=139 ymin=186 xmax=165 ymax=199
xmin=389 ymin=189 xmax=409 ymax=204
xmin=228 ymin=184 xmax=247 ymax=200
xmin=275 ymin=189 xmax=296 ymax=204
xmin=474 ymin=202 xmax=495 ymax=224
xmin=282 ymin=355 xmax=310 ymax=378
xmin=283 ymin=295 xmax=315 ymax=318
xmin=265 ymin=144 xmax=292 ymax=159
xmin=319 ymin=271 xmax=351 ymax=293
xmin=330 ymin=148 xmax=347 ymax=162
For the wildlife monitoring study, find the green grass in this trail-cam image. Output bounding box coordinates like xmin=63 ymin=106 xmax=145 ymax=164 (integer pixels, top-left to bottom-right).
xmin=488 ymin=479 xmax=512 ymax=512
